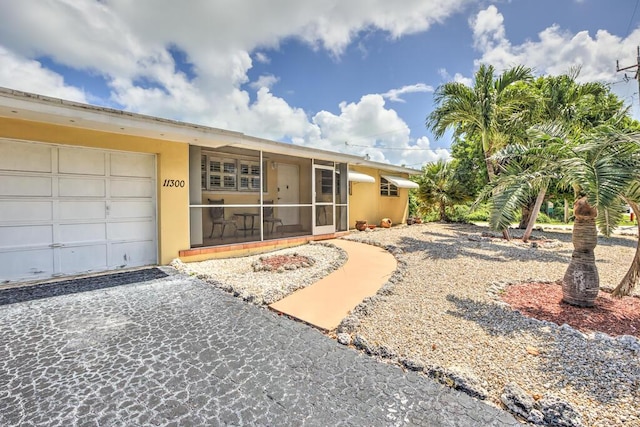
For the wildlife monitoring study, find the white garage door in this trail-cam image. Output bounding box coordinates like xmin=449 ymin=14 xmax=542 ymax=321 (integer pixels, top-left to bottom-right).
xmin=0 ymin=139 xmax=157 ymax=283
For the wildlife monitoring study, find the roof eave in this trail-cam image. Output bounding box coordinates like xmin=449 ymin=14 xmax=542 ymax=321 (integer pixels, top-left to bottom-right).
xmin=0 ymin=87 xmax=421 ymax=174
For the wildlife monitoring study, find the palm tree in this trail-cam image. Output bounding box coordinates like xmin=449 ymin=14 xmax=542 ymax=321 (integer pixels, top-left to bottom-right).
xmin=611 ymin=117 xmax=640 ymax=297
xmin=484 ymin=124 xmax=640 ymax=305
xmin=427 ymin=64 xmax=534 ymax=182
xmin=515 ymin=71 xmax=611 ymax=239
xmin=415 ymin=160 xmax=470 ymax=221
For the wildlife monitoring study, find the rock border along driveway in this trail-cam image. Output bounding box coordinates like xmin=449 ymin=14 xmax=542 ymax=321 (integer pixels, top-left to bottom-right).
xmin=0 ymin=270 xmax=518 ymax=426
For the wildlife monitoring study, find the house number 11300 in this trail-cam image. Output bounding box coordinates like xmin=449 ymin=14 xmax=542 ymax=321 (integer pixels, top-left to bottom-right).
xmin=162 ymin=179 xmax=185 ymax=187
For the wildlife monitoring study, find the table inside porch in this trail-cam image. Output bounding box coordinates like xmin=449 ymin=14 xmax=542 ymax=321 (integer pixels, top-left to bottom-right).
xmin=235 ymin=212 xmax=259 ymax=236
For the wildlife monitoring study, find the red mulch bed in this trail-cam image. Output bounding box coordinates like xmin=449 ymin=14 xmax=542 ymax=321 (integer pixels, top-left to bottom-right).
xmin=258 ymin=254 xmax=311 ymax=269
xmin=501 ymin=282 xmax=640 ymax=338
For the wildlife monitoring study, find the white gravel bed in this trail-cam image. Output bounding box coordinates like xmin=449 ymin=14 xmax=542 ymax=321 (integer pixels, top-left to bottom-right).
xmin=340 ymin=223 xmax=640 ymax=427
xmin=172 ymin=242 xmax=347 ymax=305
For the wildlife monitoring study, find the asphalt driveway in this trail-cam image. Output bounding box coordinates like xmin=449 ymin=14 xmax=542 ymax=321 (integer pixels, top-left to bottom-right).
xmin=0 ymin=269 xmax=518 ymax=426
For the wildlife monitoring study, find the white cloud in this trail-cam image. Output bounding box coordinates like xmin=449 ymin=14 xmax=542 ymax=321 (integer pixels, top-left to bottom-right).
xmin=382 ymin=83 xmax=433 ymax=103
xmin=311 ymin=94 xmax=447 ymax=166
xmin=400 ymin=136 xmax=451 ymax=166
xmin=470 ymin=5 xmax=506 ymax=52
xmin=438 ymin=68 xmax=473 ymax=86
xmin=0 ymin=0 xmax=474 ymax=165
xmin=0 ymin=46 xmax=87 ymax=102
xmin=469 ymin=5 xmax=636 ymax=85
xmin=250 ymin=74 xmax=279 ymax=90
xmin=254 ymin=52 xmax=270 ymax=64
xmin=452 ymin=4 xmax=640 ymax=120
xmin=236 ymin=87 xmax=318 ymax=141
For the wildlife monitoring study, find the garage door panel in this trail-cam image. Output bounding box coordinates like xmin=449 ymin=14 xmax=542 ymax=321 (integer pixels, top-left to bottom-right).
xmin=59 ymin=148 xmax=106 ymax=175
xmin=109 ymin=200 xmax=154 ymax=219
xmin=59 ymin=223 xmax=106 ymax=243
xmin=0 ymin=249 xmax=54 ymax=281
xmin=110 ymin=241 xmax=156 ymax=268
xmin=110 ymin=153 xmax=154 ymax=178
xmin=0 ymin=201 xmax=53 ymax=222
xmin=60 ymin=245 xmax=108 ymax=272
xmin=58 ymin=177 xmax=105 ymax=197
xmin=108 ymin=221 xmax=155 ymax=241
xmin=0 ymin=225 xmax=53 ymax=248
xmin=59 ymin=201 xmax=105 ymax=220
xmin=0 ymin=140 xmax=157 ymax=283
xmin=0 ymin=141 xmax=52 ymax=173
xmin=1 ymin=175 xmax=52 ymax=197
xmin=110 ymin=179 xmax=153 ymax=198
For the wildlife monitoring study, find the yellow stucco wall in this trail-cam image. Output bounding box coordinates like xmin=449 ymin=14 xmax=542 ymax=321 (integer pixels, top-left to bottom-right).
xmin=0 ymin=117 xmax=189 ymax=264
xmin=348 ymin=166 xmax=410 ymax=228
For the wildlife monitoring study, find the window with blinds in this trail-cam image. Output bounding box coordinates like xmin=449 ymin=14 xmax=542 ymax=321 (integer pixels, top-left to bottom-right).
xmin=201 ymin=154 xmax=264 ymax=192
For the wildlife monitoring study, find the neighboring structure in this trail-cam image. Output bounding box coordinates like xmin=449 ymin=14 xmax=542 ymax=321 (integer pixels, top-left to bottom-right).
xmin=0 ymin=88 xmax=419 ymax=283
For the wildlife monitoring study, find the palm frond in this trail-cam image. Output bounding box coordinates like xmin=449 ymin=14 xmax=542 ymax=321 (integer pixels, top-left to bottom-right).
xmin=494 ymin=65 xmax=533 ymax=92
xmin=596 ymin=199 xmax=626 ymax=236
xmin=488 ymin=175 xmax=532 ymax=230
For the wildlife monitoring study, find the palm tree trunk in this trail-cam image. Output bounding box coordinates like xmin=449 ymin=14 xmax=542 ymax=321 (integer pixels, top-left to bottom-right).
xmin=562 ymin=197 xmax=599 ymax=307
xmin=522 ymin=187 xmax=547 ymax=243
xmin=519 ymin=199 xmax=533 ymax=229
xmin=484 ymin=155 xmax=496 ymax=183
xmin=440 ymin=202 xmax=448 ymax=222
xmin=612 ymin=200 xmax=640 ymax=297
xmin=483 ymin=141 xmax=508 ymax=238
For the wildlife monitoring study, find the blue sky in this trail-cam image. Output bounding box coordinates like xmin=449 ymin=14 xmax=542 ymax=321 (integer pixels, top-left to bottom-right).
xmin=1 ymin=0 xmax=639 ymax=167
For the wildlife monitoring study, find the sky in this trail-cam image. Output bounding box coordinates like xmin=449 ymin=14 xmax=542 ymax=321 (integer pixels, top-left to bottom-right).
xmin=1 ymin=0 xmax=640 ymax=169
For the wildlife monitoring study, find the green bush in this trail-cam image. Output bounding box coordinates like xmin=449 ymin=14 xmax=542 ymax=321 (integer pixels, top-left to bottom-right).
xmin=535 ymin=212 xmax=553 ymax=224
xmin=421 ymin=209 xmax=440 ymax=222
xmin=447 ymin=205 xmax=470 ymax=223
xmin=417 ymin=204 xmax=480 ymax=223
xmin=418 ymin=204 xmax=472 ymax=223
xmin=465 ymin=203 xmax=490 ymax=222
xmin=408 ymin=191 xmax=419 ymax=217
xmin=532 ymin=212 xmax=567 ymax=224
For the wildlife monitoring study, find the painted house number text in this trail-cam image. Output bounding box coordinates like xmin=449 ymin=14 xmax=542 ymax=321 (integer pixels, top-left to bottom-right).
xmin=162 ymin=179 xmax=185 ymax=188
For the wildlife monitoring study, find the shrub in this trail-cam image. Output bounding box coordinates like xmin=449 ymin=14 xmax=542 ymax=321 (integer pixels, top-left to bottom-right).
xmin=447 ymin=205 xmax=470 ymax=223
xmin=465 ymin=203 xmax=491 ymax=222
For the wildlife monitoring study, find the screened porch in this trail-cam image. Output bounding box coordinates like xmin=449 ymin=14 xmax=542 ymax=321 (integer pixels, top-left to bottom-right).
xmin=188 ymin=145 xmax=349 ymax=249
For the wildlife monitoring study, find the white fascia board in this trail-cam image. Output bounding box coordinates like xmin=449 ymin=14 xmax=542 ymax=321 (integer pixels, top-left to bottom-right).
xmin=0 ymin=87 xmax=243 ymax=147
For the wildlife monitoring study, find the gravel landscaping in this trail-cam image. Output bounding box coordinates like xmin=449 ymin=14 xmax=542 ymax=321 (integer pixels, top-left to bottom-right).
xmin=175 ymin=223 xmax=639 ymax=426
xmin=172 ymin=241 xmax=347 ymax=305
xmin=340 ymin=223 xmax=639 ymax=427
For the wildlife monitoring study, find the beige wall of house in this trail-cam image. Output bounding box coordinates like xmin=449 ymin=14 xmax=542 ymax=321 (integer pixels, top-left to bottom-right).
xmin=0 ymin=116 xmax=190 ymax=264
xmin=348 ymin=165 xmax=410 ymax=228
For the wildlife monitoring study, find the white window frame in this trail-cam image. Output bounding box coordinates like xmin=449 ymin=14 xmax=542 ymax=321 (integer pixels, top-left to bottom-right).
xmin=380 ymin=177 xmax=399 ymax=197
xmin=239 ymin=159 xmax=261 ymax=191
xmin=201 ymin=153 xmax=266 ymax=192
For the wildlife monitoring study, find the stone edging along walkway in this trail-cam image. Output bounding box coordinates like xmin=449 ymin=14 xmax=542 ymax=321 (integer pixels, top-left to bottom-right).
xmin=330 ymin=238 xmax=590 ymax=427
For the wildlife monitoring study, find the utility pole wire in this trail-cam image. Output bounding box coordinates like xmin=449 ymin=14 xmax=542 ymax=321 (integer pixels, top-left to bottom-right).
xmin=625 ymin=0 xmax=640 ymax=41
xmin=616 ymin=46 xmax=640 ymax=106
xmin=345 ymin=141 xmax=434 ymax=151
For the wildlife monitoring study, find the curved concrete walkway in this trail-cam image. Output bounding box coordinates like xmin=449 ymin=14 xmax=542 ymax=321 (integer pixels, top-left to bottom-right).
xmin=269 ymin=239 xmax=397 ymax=331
